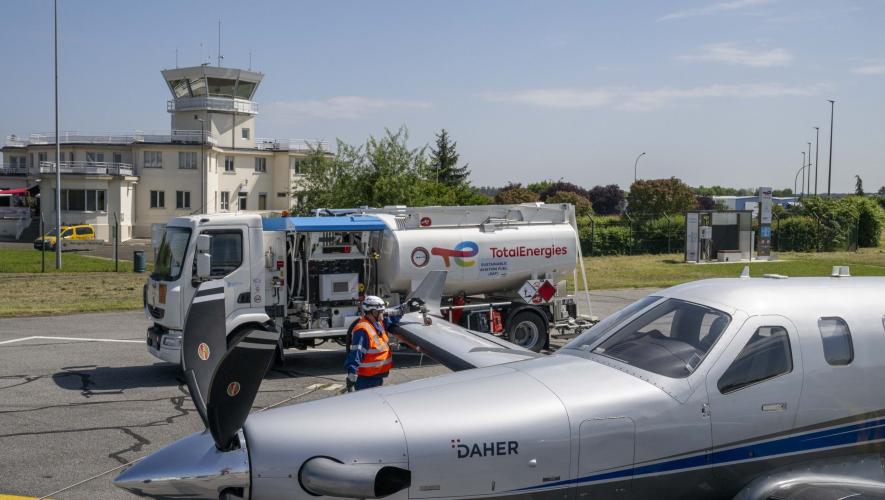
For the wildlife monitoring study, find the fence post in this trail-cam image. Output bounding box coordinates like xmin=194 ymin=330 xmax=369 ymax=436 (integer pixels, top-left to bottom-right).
xmin=40 ymin=213 xmax=45 ymax=273
xmin=665 ymin=214 xmax=672 ymax=254
xmin=589 ymin=217 xmax=596 ymax=257
xmin=624 ymin=213 xmax=634 ymax=255
xmin=113 ymin=212 xmax=119 ymax=272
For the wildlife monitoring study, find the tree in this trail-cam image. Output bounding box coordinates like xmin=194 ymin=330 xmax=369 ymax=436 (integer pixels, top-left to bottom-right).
xmin=494 ymin=183 xmax=539 ymax=204
xmin=588 ymin=184 xmax=625 ymax=215
xmin=855 ymin=175 xmax=865 ymax=196
xmin=772 ymin=188 xmax=794 ymax=197
xmin=546 ymin=191 xmax=593 ymax=217
xmin=695 ymin=195 xmax=715 ymax=210
xmin=878 ymin=186 xmax=885 ymax=196
xmin=526 ymin=180 xmax=553 ymax=194
xmin=627 ymin=177 xmax=696 ymax=215
xmin=538 ymin=181 xmax=591 ymax=202
xmin=429 ymin=129 xmax=470 ymax=187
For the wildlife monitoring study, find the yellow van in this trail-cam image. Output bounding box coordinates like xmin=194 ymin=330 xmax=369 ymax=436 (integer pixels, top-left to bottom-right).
xmin=34 ymin=224 xmax=96 ymax=250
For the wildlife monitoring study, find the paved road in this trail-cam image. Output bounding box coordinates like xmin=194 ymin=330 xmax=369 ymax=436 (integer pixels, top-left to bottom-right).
xmin=0 ymin=288 xmax=656 ymax=499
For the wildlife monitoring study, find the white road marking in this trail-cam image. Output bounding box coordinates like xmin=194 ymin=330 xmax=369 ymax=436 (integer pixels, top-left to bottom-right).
xmin=0 ymin=336 xmax=143 ymax=346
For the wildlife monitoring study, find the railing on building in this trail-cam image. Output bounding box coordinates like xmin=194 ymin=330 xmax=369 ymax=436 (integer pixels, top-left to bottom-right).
xmin=5 ymin=130 xmax=216 ymax=147
xmin=39 ymin=161 xmax=136 ymax=177
xmin=0 ymin=165 xmax=29 ymax=176
xmin=167 ymin=96 xmax=258 ymax=115
xmin=255 ymin=138 xmax=329 ymax=152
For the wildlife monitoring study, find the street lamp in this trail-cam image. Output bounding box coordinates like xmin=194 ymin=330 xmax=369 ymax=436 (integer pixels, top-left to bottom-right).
xmin=194 ymin=115 xmax=205 ymax=214
xmin=813 ymin=127 xmax=820 ymax=196
xmin=794 ymin=162 xmax=807 ymax=198
xmin=806 ymin=142 xmax=812 ymax=195
xmin=633 ymin=152 xmax=646 ymax=183
xmin=800 ymin=152 xmax=806 ymax=197
xmin=827 ymin=100 xmax=835 ymax=197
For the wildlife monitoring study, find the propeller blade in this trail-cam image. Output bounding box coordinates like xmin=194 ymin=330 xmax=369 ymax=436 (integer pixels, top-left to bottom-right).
xmin=180 ymin=280 xmax=227 ymax=428
xmin=206 ymin=327 xmax=280 ymax=450
xmin=406 ymin=270 xmax=447 ymax=316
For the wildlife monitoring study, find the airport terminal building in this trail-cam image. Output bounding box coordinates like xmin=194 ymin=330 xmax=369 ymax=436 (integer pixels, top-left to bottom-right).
xmin=0 ymin=65 xmax=325 ymax=241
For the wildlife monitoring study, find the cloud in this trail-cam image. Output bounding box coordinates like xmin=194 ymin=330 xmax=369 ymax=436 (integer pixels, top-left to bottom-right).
xmin=678 ymin=43 xmax=792 ymax=67
xmin=851 ymin=62 xmax=885 ymax=75
xmin=484 ymin=83 xmax=823 ymax=112
xmin=659 ymin=0 xmax=775 ymax=21
xmin=270 ymin=96 xmax=432 ymax=119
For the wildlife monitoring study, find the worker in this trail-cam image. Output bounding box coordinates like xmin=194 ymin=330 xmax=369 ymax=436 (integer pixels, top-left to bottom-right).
xmin=344 ymin=295 xmax=430 ymax=392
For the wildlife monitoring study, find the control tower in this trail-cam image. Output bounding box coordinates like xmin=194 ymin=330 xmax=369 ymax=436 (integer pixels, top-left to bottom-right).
xmin=161 ymin=65 xmax=264 ymax=149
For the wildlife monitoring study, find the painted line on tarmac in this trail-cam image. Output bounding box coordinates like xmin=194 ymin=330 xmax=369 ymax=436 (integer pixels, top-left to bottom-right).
xmin=0 ymin=336 xmax=143 ymax=346
xmin=0 ymin=495 xmax=53 ymax=500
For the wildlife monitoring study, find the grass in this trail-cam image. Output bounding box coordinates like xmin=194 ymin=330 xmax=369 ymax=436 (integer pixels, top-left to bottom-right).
xmin=574 ymin=246 xmax=885 ymax=290
xmin=0 ymin=249 xmax=147 ymax=317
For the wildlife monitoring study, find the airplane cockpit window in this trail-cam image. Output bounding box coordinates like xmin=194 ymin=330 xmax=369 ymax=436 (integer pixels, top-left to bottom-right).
xmin=817 ymin=317 xmax=854 ymax=366
xmin=588 ymin=299 xmax=731 ymax=378
xmin=718 ymin=326 xmax=792 ymax=394
xmin=563 ymin=296 xmax=660 ymax=350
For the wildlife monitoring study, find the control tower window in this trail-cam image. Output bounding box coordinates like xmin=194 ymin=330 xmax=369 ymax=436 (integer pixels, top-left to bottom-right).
xmin=207 ymin=78 xmax=236 ymax=98
xmin=235 ymin=81 xmax=256 ymax=99
xmin=170 ymin=79 xmax=190 ymax=98
xmin=189 ymin=77 xmax=207 ymax=97
xmin=242 ymin=128 xmax=250 ymax=140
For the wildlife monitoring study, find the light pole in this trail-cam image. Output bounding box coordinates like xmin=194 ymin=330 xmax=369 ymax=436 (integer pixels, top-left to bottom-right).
xmin=827 ymin=100 xmax=835 ymax=197
xmin=806 ymin=142 xmax=812 ymax=195
xmin=195 ymin=116 xmax=205 ymax=214
xmin=795 ymin=163 xmax=807 ymax=198
xmin=800 ymin=152 xmax=806 ymax=197
xmin=54 ymin=0 xmax=61 ymax=269
xmin=633 ymin=152 xmax=646 ymax=183
xmin=813 ymin=127 xmax=820 ymax=196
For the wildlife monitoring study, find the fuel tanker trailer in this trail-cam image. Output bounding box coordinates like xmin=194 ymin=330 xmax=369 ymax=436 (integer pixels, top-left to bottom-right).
xmin=143 ymin=203 xmax=591 ymax=365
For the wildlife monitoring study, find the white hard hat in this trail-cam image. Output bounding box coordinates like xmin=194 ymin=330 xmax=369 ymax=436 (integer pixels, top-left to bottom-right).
xmin=362 ymin=295 xmax=386 ymax=313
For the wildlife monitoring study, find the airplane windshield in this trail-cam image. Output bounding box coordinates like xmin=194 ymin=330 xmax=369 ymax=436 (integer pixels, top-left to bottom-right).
xmin=588 ymin=299 xmax=730 ymax=379
xmin=563 ymin=296 xmax=661 ymax=350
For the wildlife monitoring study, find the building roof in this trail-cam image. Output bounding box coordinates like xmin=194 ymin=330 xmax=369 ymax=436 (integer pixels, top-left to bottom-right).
xmin=262 ymin=215 xmax=387 ymax=232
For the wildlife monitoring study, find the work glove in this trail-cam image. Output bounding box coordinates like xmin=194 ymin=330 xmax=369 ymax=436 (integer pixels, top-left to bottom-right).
xmin=345 ymin=372 xmax=357 ymax=393
xmin=407 ymin=297 xmax=426 ymax=313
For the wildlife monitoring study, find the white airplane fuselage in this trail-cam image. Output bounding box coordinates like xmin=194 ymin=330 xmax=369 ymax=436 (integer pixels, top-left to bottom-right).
xmin=117 ymin=277 xmax=885 ymax=499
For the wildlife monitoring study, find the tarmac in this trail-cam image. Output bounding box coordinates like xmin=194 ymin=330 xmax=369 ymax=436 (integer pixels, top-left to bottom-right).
xmin=0 ymin=288 xmax=656 ymax=499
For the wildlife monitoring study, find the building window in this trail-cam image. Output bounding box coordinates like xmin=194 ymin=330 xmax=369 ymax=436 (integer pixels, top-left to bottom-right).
xmin=150 ymin=190 xmax=165 ymax=208
xmin=241 ymin=128 xmax=250 ymax=140
xmin=224 ymin=155 xmax=234 ymax=172
xmin=38 ymin=152 xmax=48 ymax=164
xmin=113 ymin=152 xmax=123 ymax=164
xmin=86 ymin=152 xmax=105 ymax=163
xmin=254 ymin=157 xmax=267 ymax=173
xmin=60 ymin=189 xmax=107 ymax=212
xmin=818 ymin=317 xmax=853 ymax=366
xmin=258 ymin=193 xmax=267 ymax=210
xmin=289 ymin=157 xmax=302 ymax=174
xmin=220 ymin=192 xmax=230 ymax=211
xmin=276 ymin=192 xmax=287 ymax=198
xmin=176 ymin=191 xmax=191 ymax=209
xmin=10 ymin=156 xmax=26 ymax=168
xmin=179 ymin=152 xmax=197 ymax=169
xmin=68 ymin=152 xmax=74 ymax=162
xmin=238 ymin=192 xmax=247 ymax=210
xmin=144 ymin=151 xmax=162 ymax=168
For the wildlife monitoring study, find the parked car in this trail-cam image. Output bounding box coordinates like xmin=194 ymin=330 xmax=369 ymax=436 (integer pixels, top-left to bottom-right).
xmin=34 ymin=224 xmax=96 ymax=250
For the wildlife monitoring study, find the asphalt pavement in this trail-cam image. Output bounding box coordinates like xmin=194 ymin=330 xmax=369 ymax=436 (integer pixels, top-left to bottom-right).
xmin=0 ymin=288 xmax=656 ymax=499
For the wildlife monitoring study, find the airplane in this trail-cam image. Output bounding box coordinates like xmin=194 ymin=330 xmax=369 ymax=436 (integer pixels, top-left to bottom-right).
xmin=115 ymin=269 xmax=885 ymax=500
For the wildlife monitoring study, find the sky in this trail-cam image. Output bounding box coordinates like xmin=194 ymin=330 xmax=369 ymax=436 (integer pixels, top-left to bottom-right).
xmin=1 ymin=0 xmax=884 ymax=193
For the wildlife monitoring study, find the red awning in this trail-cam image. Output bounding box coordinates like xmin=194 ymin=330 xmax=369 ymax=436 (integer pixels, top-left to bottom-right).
xmin=0 ymin=188 xmax=28 ymax=195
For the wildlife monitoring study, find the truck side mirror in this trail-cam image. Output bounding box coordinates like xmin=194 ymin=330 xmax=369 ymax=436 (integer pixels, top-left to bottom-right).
xmin=195 ymin=234 xmax=211 ymax=281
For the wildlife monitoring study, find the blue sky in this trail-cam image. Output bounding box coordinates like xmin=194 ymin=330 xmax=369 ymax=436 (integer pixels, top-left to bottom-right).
xmin=2 ymin=0 xmax=884 ymax=193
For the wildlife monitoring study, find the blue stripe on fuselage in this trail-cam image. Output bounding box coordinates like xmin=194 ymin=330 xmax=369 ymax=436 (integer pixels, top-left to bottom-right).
xmin=512 ymin=415 xmax=885 ymax=493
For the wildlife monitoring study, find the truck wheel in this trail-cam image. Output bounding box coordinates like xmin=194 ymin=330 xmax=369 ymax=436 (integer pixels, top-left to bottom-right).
xmin=508 ymin=311 xmax=547 ymax=352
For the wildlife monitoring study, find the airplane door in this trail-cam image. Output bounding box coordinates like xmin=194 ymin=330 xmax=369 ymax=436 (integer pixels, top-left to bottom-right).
xmin=705 ymin=315 xmax=803 ymax=483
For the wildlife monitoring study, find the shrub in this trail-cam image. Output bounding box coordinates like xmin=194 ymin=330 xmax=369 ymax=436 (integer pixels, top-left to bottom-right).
xmin=538 ymin=181 xmax=591 ymax=202
xmin=493 ymin=183 xmax=539 ymax=204
xmin=547 ymin=191 xmax=594 ymax=217
xmin=774 ymin=216 xmax=818 ymax=252
xmin=588 ymin=184 xmax=626 ymax=215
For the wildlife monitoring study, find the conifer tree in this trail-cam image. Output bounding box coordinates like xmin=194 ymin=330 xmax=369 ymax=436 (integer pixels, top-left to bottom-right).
xmin=429 ymin=129 xmax=470 ymax=187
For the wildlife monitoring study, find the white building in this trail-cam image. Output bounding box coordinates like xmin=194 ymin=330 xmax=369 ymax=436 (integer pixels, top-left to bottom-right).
xmin=0 ymin=64 xmax=326 ymax=241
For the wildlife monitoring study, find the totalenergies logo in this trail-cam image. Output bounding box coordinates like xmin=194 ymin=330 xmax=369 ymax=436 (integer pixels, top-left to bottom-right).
xmin=432 ymin=241 xmax=479 ymax=267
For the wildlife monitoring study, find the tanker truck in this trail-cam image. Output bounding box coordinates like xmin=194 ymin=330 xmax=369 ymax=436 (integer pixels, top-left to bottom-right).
xmin=144 ymin=203 xmax=592 ymax=365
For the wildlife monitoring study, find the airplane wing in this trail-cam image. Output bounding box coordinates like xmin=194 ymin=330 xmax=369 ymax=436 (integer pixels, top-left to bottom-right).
xmin=390 ymin=271 xmax=543 ymax=371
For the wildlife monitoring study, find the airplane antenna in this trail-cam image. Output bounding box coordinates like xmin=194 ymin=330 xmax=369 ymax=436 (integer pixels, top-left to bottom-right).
xmin=175 ymin=47 xmax=178 ymax=68
xmin=248 ymin=50 xmax=252 ymax=70
xmin=217 ymin=19 xmax=223 ymax=67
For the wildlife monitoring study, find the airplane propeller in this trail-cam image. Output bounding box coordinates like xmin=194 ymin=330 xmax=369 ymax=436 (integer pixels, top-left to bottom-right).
xmin=181 ymin=280 xmax=280 ymax=450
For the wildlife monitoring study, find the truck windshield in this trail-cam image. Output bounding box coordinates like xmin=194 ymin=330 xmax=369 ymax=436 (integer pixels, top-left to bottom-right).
xmin=152 ymin=227 xmax=191 ymax=281
xmin=581 ymin=299 xmax=730 ymax=379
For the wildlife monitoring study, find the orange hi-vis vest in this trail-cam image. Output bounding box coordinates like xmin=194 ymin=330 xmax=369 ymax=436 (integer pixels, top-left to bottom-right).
xmin=354 ymin=318 xmax=392 ymax=377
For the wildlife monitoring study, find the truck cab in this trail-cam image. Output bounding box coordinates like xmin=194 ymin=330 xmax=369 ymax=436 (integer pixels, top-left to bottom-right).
xmin=146 ymin=213 xmax=269 ymax=363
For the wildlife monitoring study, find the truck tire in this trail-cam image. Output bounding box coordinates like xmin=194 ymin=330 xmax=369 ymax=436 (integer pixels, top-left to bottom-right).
xmin=508 ymin=311 xmax=547 ymax=352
